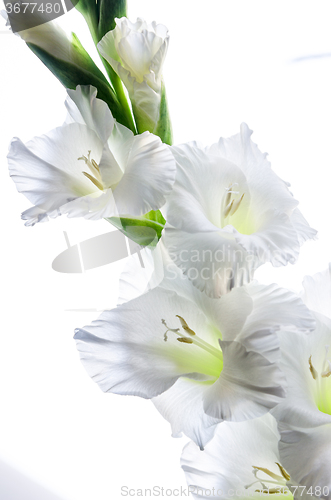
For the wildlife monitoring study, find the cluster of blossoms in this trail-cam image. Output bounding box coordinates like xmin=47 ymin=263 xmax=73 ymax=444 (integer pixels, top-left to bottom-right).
xmin=6 ymin=1 xmax=331 ymax=498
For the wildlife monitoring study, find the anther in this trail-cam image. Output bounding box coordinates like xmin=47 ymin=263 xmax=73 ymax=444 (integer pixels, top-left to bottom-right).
xmin=177 ymin=337 xmax=194 ymax=344
xmin=176 ymin=315 xmax=196 ymax=335
xmin=309 ymin=355 xmax=318 ymax=380
xmin=275 ymin=462 xmax=290 ymax=481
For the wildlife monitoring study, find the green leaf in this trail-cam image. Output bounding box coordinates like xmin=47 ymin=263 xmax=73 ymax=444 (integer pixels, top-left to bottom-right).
xmin=106 ymin=210 xmax=166 ymax=247
xmin=27 ymin=35 xmax=133 ymax=130
xmin=154 ymin=82 xmax=173 ymax=145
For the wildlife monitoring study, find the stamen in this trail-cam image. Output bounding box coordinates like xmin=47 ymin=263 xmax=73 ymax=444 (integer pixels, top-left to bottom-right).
xmin=82 ymin=171 xmax=104 ymax=191
xmin=252 ymin=466 xmax=284 ymax=482
xmin=309 ymin=355 xmax=318 ymax=380
xmin=161 ymin=317 xmax=223 ymax=361
xmin=78 ymin=151 xmax=103 ymax=189
xmin=230 ymin=193 xmax=245 ymax=216
xmin=176 ymin=315 xmax=196 ymax=335
xmin=276 ymin=462 xmax=291 ymax=481
xmin=221 ymin=183 xmax=245 ymax=224
xmin=224 ymin=199 xmax=234 ymax=218
xmin=246 ymin=464 xmax=290 ymax=495
xmin=91 ymin=159 xmax=100 ymax=172
xmin=224 ymin=184 xmax=232 ymax=208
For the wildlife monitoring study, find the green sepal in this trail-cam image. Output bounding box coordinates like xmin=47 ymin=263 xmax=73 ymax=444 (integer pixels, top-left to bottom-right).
xmin=154 ymin=82 xmax=173 ymax=146
xmin=26 ymin=34 xmax=133 ymax=129
xmin=98 ymin=0 xmax=127 ymax=41
xmin=106 ymin=210 xmax=166 ymax=247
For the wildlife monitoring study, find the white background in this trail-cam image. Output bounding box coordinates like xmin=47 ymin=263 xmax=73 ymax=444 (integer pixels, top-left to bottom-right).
xmin=1 ymin=1 xmax=331 ymax=498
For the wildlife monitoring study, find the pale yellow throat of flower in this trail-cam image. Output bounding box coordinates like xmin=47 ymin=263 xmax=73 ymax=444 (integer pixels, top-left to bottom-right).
xmin=309 ymin=347 xmax=331 ymax=415
xmin=220 ymin=183 xmax=255 ymax=235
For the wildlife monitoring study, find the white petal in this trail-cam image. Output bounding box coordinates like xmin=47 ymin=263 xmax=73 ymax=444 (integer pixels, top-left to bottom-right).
xmin=230 ymin=210 xmax=301 ymax=266
xmin=291 ymin=208 xmax=317 ymax=245
xmin=163 ymin=227 xmax=256 ymax=298
xmin=234 ymin=283 xmax=316 ymax=362
xmin=107 ymin=120 xmax=134 ymax=170
xmin=112 ymin=132 xmax=176 ymax=216
xmin=152 ymin=377 xmax=220 ymax=449
xmin=302 ymin=265 xmax=331 ymax=319
xmin=58 ymin=188 xmax=119 ymax=220
xmin=244 ymin=282 xmax=315 ymax=336
xmin=117 ymin=30 xmax=163 ymax=85
xmin=203 ymin=340 xmax=286 ymax=421
xmin=16 ymin=122 xmax=103 ymax=183
xmin=65 ymin=85 xmax=115 ymax=143
xmin=97 ymin=143 xmax=124 ymax=189
xmin=8 ymin=137 xmax=85 ymax=224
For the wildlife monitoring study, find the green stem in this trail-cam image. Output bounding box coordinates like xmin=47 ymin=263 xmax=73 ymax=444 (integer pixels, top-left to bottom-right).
xmin=101 ymin=58 xmax=137 ymax=133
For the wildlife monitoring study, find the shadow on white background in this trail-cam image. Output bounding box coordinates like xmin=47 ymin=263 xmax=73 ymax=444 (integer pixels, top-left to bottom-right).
xmin=0 ymin=459 xmax=65 ymax=499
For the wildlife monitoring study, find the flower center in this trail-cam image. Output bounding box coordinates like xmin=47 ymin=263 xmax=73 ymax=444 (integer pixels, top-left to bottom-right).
xmin=161 ymin=314 xmax=223 ymax=378
xmin=308 ymin=346 xmax=331 ymax=415
xmin=220 ymin=183 xmax=245 ymax=228
xmin=78 ymin=151 xmax=104 ymax=191
xmin=246 ymin=462 xmax=292 ymax=496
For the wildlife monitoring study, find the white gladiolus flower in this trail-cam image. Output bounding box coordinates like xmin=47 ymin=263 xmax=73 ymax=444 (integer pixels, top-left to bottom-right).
xmin=74 ymin=253 xmax=314 ymax=449
xmin=163 ymin=123 xmax=317 ymax=297
xmin=8 ymin=85 xmax=176 ymax=225
xmin=181 ymin=414 xmax=318 ymax=500
xmin=272 ymin=266 xmax=331 ymax=498
xmin=98 ymin=18 xmax=169 ymax=133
